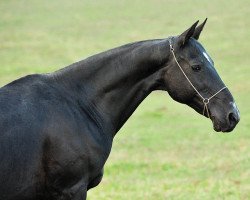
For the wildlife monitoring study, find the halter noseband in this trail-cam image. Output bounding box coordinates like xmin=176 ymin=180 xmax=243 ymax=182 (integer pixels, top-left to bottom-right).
xmin=168 ymin=39 xmax=227 ymax=119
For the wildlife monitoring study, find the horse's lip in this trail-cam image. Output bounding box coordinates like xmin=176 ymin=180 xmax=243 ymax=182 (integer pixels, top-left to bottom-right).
xmin=221 ymin=124 xmax=236 ymax=132
xmin=221 ymin=127 xmax=235 ymax=132
xmin=211 ymin=116 xmax=235 ymax=133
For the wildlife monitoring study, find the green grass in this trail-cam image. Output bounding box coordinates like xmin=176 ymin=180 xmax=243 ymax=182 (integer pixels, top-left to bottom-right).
xmin=0 ymin=0 xmax=249 ymax=199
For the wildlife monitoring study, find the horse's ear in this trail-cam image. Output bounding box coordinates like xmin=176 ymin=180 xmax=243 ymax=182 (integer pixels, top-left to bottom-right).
xmin=177 ymin=20 xmax=199 ymax=46
xmin=193 ymin=18 xmax=207 ymax=40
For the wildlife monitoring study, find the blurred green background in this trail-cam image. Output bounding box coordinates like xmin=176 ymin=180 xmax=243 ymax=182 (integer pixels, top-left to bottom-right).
xmin=0 ymin=0 xmax=249 ymax=199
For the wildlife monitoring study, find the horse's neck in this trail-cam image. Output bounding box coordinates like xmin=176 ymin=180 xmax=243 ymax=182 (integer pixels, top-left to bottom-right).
xmin=54 ymin=39 xmax=170 ymax=137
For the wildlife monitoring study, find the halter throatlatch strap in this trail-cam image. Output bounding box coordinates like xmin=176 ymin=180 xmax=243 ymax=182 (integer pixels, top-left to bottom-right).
xmin=168 ymin=39 xmax=227 ymax=119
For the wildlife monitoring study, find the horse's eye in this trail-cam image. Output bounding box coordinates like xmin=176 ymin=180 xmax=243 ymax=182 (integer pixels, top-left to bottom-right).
xmin=192 ymin=65 xmax=201 ymax=72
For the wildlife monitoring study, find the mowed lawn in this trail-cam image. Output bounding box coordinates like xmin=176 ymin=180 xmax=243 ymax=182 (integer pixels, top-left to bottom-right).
xmin=0 ymin=0 xmax=249 ymax=199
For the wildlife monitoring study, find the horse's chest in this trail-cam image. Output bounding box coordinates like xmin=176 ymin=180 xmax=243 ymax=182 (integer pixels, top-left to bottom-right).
xmin=86 ymin=132 xmax=112 ymax=172
xmin=44 ymin=125 xmax=112 ymax=190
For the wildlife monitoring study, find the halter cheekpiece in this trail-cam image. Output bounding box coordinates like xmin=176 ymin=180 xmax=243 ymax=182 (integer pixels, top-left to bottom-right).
xmin=168 ymin=38 xmax=227 ymax=119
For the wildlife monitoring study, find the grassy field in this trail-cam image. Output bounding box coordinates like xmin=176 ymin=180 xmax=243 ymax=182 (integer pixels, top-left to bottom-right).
xmin=0 ymin=0 xmax=249 ymax=199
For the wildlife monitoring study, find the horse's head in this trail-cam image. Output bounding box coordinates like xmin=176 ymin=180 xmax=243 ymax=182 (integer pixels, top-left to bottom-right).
xmin=164 ymin=19 xmax=240 ymax=132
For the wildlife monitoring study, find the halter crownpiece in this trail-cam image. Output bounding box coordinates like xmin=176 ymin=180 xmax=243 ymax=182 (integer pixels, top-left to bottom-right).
xmin=168 ymin=38 xmax=227 ymax=119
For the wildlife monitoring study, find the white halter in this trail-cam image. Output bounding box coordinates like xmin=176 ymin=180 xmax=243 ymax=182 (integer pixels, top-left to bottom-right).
xmin=169 ymin=39 xmax=227 ymax=119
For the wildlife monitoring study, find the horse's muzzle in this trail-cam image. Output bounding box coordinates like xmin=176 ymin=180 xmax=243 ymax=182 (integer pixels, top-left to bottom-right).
xmin=212 ymin=102 xmax=240 ymax=132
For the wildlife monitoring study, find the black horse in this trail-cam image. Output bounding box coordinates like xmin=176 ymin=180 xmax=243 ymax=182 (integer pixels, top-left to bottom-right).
xmin=0 ymin=19 xmax=239 ymax=199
